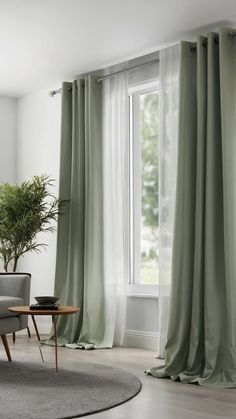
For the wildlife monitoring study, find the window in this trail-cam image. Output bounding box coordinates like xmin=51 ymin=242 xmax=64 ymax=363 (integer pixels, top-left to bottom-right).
xmin=129 ymin=81 xmax=159 ymax=295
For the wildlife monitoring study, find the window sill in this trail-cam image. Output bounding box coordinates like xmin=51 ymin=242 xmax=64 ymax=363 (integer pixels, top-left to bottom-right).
xmin=126 ymin=283 xmax=159 ymax=296
xmin=127 ymin=292 xmax=159 ymax=299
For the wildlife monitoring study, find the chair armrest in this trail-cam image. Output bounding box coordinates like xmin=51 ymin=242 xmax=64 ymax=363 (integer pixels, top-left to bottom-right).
xmin=0 ymin=273 xmax=31 ymax=305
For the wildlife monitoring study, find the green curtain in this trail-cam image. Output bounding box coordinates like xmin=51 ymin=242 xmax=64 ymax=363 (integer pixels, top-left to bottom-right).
xmin=47 ymin=76 xmax=108 ymax=349
xmin=147 ymin=28 xmax=236 ymax=387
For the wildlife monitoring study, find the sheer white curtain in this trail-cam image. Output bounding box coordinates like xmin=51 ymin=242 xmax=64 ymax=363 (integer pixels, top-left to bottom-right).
xmin=102 ymin=73 xmax=129 ymax=346
xmin=158 ymin=44 xmax=180 ymax=357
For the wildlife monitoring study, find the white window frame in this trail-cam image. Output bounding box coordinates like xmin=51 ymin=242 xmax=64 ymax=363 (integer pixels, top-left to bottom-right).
xmin=128 ymin=80 xmax=159 ymax=296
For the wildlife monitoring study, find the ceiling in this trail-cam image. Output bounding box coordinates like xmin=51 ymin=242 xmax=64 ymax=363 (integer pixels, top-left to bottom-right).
xmin=0 ymin=0 xmax=235 ymax=97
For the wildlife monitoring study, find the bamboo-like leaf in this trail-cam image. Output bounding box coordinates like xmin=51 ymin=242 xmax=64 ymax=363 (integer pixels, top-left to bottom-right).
xmin=0 ymin=175 xmax=62 ymax=269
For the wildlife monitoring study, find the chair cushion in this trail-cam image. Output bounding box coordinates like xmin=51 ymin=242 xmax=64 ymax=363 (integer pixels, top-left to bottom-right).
xmin=0 ymin=296 xmax=24 ymax=318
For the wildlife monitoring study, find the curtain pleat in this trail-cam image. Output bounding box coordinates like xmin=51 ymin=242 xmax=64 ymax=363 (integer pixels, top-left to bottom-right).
xmin=158 ymin=44 xmax=180 ymax=357
xmin=147 ymin=28 xmax=236 ymax=387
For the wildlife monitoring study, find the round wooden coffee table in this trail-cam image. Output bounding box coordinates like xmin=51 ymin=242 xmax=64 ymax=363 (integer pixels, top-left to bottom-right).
xmin=9 ymin=305 xmax=80 ymax=372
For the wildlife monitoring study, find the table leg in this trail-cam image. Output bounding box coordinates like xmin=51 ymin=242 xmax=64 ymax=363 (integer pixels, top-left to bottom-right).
xmin=31 ymin=315 xmax=41 ymax=341
xmin=31 ymin=315 xmax=44 ymax=363
xmin=27 ymin=326 xmax=31 ymax=338
xmin=52 ymin=314 xmax=58 ymax=372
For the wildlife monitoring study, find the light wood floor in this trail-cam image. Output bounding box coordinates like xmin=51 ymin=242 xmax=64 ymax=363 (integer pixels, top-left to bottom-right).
xmin=1 ymin=328 xmax=236 ymax=419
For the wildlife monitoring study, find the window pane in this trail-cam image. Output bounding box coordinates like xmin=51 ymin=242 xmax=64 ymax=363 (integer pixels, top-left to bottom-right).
xmin=140 ymin=92 xmax=158 ymax=284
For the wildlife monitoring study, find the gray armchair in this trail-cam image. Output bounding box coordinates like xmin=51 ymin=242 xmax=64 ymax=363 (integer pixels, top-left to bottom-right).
xmin=0 ymin=273 xmax=31 ymax=361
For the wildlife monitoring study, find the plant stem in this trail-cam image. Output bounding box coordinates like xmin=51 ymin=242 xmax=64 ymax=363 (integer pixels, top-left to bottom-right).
xmin=13 ymin=257 xmax=18 ymax=272
xmin=3 ymin=260 xmax=8 ymax=272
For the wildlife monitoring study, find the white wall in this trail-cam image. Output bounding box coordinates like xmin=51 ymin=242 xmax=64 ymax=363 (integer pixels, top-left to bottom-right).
xmin=16 ymin=86 xmax=61 ymax=301
xmin=0 ymin=97 xmax=17 ymax=271
xmin=0 ymin=97 xmax=17 ymax=183
xmin=126 ymin=296 xmax=159 ymax=350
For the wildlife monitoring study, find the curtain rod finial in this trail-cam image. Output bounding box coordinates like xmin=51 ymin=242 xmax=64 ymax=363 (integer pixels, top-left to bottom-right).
xmin=49 ymin=90 xmax=56 ymax=97
xmin=228 ymin=31 xmax=236 ymax=40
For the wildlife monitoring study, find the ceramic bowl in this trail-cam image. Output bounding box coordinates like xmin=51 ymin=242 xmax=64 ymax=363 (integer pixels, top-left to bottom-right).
xmin=34 ymin=296 xmax=59 ymax=305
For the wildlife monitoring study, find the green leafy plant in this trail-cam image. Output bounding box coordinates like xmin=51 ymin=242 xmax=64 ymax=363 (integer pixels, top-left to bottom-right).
xmin=0 ymin=175 xmax=61 ymax=272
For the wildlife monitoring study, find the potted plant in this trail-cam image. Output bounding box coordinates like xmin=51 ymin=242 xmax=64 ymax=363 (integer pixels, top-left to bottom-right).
xmin=0 ymin=175 xmax=61 ymax=272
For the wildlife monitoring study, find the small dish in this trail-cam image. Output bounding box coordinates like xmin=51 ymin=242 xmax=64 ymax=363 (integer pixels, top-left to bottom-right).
xmin=34 ymin=296 xmax=59 ymax=305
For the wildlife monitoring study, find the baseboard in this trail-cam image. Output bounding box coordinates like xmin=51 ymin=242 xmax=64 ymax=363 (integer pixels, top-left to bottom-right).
xmin=125 ymin=329 xmax=159 ymax=351
xmin=19 ymin=318 xmax=159 ymax=351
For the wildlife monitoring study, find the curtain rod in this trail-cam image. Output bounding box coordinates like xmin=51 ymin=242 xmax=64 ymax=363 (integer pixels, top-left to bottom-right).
xmin=190 ymin=31 xmax=236 ymax=52
xmin=49 ymin=31 xmax=236 ymax=96
xmin=228 ymin=31 xmax=236 ymax=39
xmin=48 ymin=59 xmax=159 ymax=96
xmin=96 ymin=58 xmax=159 ymax=84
